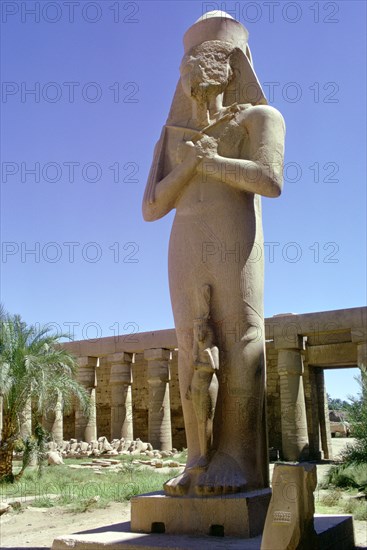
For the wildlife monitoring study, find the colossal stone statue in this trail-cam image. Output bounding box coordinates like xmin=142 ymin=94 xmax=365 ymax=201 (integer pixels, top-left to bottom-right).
xmin=143 ymin=11 xmax=285 ymax=497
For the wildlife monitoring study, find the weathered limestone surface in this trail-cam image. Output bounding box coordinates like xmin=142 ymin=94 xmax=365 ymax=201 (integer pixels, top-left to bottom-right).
xmin=143 ymin=9 xmax=285 ymax=498
xmin=261 ymin=463 xmax=318 ymax=550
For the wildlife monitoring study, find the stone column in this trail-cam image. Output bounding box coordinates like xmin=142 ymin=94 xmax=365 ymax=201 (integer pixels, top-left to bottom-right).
xmin=43 ymin=391 xmax=63 ymax=444
xmin=19 ymin=397 xmax=32 ymax=439
xmin=275 ymin=335 xmax=309 ymax=461
xmin=145 ymin=348 xmax=172 ymax=451
xmin=0 ymin=395 xmax=3 ymax=441
xmin=357 ymin=341 xmax=367 ymax=396
xmin=315 ymin=368 xmax=332 ymax=459
xmin=75 ymin=357 xmax=98 ymax=443
xmin=352 ymin=329 xmax=367 ymax=398
xmin=51 ymin=391 xmax=64 ymax=445
xmin=303 ymin=363 xmax=322 ymax=460
xmin=108 ymin=352 xmax=133 ymax=440
xmin=357 ymin=341 xmax=367 ymax=371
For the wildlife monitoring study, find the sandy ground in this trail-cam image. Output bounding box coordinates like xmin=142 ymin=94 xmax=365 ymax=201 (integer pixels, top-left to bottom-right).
xmin=1 ymin=439 xmax=366 ymax=549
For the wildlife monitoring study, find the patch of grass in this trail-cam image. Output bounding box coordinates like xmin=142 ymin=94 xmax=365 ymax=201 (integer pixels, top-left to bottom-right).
xmin=315 ymin=486 xmax=367 ymax=523
xmin=319 ymin=489 xmax=343 ymax=507
xmin=342 ymin=499 xmax=367 ymax=521
xmin=172 ymin=450 xmax=187 ymax=464
xmin=0 ymin=452 xmax=187 ymax=514
xmin=30 ymin=496 xmax=55 ymax=508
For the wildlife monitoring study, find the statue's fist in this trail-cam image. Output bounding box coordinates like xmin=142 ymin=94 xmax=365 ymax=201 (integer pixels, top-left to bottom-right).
xmin=195 ymin=134 xmax=218 ymax=159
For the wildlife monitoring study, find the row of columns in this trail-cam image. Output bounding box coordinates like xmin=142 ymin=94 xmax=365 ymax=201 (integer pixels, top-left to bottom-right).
xmin=69 ymin=349 xmax=173 ymax=449
xmin=108 ymin=349 xmax=172 ymax=450
xmin=7 ymin=336 xmax=366 ymax=458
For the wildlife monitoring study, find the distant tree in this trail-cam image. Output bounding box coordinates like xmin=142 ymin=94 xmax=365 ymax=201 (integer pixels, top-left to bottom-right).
xmin=0 ymin=311 xmax=90 ymax=482
xmin=327 ymin=394 xmax=350 ymax=412
xmin=341 ymin=374 xmax=367 ymax=464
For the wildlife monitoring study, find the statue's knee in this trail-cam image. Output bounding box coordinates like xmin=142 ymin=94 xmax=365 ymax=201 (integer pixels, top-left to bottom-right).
xmin=241 ymin=324 xmax=263 ymax=345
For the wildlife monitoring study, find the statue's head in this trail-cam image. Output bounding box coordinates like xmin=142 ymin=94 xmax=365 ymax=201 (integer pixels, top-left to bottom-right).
xmin=183 ymin=11 xmax=249 ymax=58
xmin=167 ymin=11 xmax=267 ymax=125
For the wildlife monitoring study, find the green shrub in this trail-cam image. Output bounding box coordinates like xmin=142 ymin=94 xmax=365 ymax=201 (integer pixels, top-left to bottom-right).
xmin=341 ymin=374 xmax=367 ymax=464
xmin=324 ymin=463 xmax=367 ymax=491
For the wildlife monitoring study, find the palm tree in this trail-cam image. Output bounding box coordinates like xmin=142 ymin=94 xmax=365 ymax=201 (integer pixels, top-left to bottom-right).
xmin=0 ymin=311 xmax=90 ymax=482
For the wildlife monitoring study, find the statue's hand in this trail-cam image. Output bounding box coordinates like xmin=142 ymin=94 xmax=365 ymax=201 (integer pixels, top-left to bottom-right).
xmin=194 ymin=135 xmax=218 ymax=159
xmin=176 ymin=140 xmax=202 ymax=167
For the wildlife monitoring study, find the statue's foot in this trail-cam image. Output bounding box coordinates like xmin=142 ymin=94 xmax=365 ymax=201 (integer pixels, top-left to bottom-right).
xmin=164 ymin=471 xmax=191 ymax=496
xmin=195 ymin=451 xmax=247 ymax=496
xmin=187 ymin=454 xmax=209 ymax=471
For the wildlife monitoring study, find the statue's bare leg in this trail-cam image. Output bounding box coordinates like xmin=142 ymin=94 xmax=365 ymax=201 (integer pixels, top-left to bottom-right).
xmin=164 ymin=332 xmax=201 ymax=496
xmin=195 ymin=307 xmax=267 ymax=495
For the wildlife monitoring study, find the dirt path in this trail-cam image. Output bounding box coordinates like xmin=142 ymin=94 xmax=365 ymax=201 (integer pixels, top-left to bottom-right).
xmin=2 ymin=499 xmax=366 ymax=549
xmin=1 ymin=502 xmax=131 ymax=549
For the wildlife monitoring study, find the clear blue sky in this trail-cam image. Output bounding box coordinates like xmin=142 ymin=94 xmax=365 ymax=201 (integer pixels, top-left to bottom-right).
xmin=1 ymin=1 xmax=366 ymax=400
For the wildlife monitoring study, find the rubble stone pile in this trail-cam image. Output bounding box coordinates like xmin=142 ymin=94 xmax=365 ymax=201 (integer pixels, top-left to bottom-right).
xmin=45 ymin=436 xmax=180 ymax=459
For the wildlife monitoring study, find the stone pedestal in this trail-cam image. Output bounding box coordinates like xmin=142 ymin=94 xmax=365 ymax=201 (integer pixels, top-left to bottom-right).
xmin=144 ymin=348 xmax=172 ymax=451
xmin=75 ymin=356 xmax=98 ymax=442
xmin=131 ymin=489 xmax=271 ymax=538
xmin=51 ymin=515 xmax=355 ymax=550
xmin=108 ymin=353 xmax=133 ymax=440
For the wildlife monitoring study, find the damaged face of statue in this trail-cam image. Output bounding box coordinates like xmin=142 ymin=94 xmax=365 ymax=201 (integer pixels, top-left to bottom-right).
xmin=180 ymin=40 xmax=234 ymax=104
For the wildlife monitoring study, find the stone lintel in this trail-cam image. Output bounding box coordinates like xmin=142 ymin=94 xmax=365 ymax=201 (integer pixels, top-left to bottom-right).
xmin=107 ymin=352 xmax=133 ymax=364
xmin=130 ymin=489 xmax=271 ymax=538
xmin=307 ymin=342 xmax=357 ymax=366
xmin=144 ymin=348 xmax=171 ymax=362
xmin=274 ymin=334 xmax=306 ymax=351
